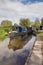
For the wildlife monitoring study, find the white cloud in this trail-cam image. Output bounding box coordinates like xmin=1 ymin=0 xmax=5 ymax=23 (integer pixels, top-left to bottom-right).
xmin=0 ymin=0 xmax=43 ymax=24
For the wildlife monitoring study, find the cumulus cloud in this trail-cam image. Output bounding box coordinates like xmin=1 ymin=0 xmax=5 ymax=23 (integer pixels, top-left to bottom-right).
xmin=0 ymin=0 xmax=43 ymax=24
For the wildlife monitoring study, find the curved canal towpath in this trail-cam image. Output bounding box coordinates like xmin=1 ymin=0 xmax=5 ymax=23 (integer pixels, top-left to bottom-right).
xmin=25 ymin=36 xmax=43 ymax=65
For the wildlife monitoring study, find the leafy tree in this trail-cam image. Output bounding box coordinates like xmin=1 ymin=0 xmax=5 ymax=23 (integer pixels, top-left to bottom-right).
xmin=19 ymin=18 xmax=31 ymax=27
xmin=1 ymin=20 xmax=12 ymax=32
xmin=41 ymin=18 xmax=43 ymax=26
xmin=30 ymin=22 xmax=34 ymax=27
xmin=1 ymin=20 xmax=12 ymax=27
xmin=14 ymin=23 xmax=18 ymax=26
xmin=34 ymin=18 xmax=40 ymax=29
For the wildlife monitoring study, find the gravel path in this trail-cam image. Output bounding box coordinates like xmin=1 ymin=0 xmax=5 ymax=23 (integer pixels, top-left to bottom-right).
xmin=25 ymin=37 xmax=42 ymax=65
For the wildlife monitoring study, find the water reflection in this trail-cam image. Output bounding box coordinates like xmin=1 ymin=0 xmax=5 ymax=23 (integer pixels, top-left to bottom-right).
xmin=0 ymin=36 xmax=36 ymax=65
xmin=8 ymin=35 xmax=32 ymax=50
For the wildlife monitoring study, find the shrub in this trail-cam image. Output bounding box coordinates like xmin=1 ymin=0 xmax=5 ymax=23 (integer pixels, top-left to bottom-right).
xmin=0 ymin=29 xmax=6 ymax=41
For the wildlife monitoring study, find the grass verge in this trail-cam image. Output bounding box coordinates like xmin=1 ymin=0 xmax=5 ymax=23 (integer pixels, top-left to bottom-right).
xmin=37 ymin=32 xmax=43 ymax=37
xmin=0 ymin=29 xmax=7 ymax=41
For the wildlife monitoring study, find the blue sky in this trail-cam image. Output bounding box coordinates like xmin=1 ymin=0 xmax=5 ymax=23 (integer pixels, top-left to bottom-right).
xmin=0 ymin=0 xmax=43 ymax=24
xmin=9 ymin=0 xmax=43 ymax=4
xmin=19 ymin=0 xmax=43 ymax=4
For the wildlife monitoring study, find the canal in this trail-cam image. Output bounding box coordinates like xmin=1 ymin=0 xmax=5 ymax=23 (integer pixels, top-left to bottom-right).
xmin=0 ymin=36 xmax=36 ymax=65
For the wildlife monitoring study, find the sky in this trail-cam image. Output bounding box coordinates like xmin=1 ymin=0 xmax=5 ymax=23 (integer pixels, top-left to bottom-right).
xmin=0 ymin=0 xmax=43 ymax=24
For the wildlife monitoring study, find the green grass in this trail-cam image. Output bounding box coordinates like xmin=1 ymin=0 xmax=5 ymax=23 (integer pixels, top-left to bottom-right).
xmin=37 ymin=32 xmax=43 ymax=37
xmin=0 ymin=29 xmax=6 ymax=41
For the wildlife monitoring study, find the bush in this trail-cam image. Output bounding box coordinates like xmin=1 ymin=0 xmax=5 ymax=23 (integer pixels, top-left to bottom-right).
xmin=2 ymin=26 xmax=12 ymax=32
xmin=0 ymin=29 xmax=6 ymax=41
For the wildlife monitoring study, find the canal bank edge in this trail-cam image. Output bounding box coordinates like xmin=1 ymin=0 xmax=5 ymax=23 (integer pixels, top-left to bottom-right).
xmin=25 ymin=36 xmax=37 ymax=65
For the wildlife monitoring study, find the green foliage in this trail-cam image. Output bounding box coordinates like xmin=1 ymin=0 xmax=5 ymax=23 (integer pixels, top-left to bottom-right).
xmin=0 ymin=29 xmax=6 ymax=41
xmin=1 ymin=20 xmax=12 ymax=27
xmin=33 ymin=18 xmax=40 ymax=29
xmin=2 ymin=26 xmax=11 ymax=32
xmin=19 ymin=18 xmax=31 ymax=27
xmin=1 ymin=20 xmax=12 ymax=32
xmin=37 ymin=32 xmax=43 ymax=37
xmin=14 ymin=23 xmax=18 ymax=26
xmin=30 ymin=22 xmax=34 ymax=27
xmin=41 ymin=18 xmax=43 ymax=26
xmin=0 ymin=29 xmax=5 ymax=35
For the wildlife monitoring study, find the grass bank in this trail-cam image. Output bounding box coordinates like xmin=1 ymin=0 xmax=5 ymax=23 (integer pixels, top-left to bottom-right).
xmin=37 ymin=32 xmax=43 ymax=37
xmin=0 ymin=29 xmax=7 ymax=41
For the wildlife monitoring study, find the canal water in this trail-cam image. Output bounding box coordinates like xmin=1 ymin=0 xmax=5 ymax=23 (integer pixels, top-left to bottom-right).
xmin=0 ymin=36 xmax=36 ymax=65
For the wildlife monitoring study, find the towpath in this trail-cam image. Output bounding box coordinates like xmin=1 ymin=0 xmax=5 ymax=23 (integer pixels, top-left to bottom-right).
xmin=25 ymin=36 xmax=43 ymax=65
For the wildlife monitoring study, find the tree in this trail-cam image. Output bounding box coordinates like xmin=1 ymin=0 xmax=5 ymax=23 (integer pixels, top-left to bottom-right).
xmin=34 ymin=18 xmax=40 ymax=29
xmin=19 ymin=18 xmax=31 ymax=27
xmin=1 ymin=20 xmax=12 ymax=27
xmin=1 ymin=20 xmax=12 ymax=32
xmin=30 ymin=22 xmax=34 ymax=27
xmin=41 ymin=18 xmax=43 ymax=26
xmin=14 ymin=23 xmax=18 ymax=26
